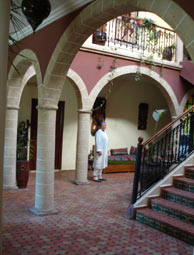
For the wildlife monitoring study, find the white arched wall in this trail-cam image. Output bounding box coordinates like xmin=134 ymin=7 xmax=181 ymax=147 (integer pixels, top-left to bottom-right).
xmin=66 ymin=68 xmax=89 ymax=109
xmin=88 ymin=65 xmax=179 ymax=117
xmin=87 ymin=65 xmax=177 ymax=153
xmin=6 ymin=50 xmax=41 ymax=130
xmin=17 ymin=68 xmax=89 ymax=171
xmin=7 ymin=49 xmax=42 ymax=108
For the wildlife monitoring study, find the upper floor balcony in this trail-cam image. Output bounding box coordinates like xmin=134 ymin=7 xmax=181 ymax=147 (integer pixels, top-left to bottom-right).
xmin=82 ymin=13 xmax=183 ymax=68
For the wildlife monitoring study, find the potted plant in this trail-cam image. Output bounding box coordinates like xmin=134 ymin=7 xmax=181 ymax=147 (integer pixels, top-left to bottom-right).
xmin=92 ymin=29 xmax=107 ymax=45
xmin=16 ymin=120 xmax=34 ymax=188
xmin=136 ymin=18 xmax=144 ymax=27
xmin=142 ymin=18 xmax=156 ymax=31
xmin=162 ymin=44 xmax=176 ymax=61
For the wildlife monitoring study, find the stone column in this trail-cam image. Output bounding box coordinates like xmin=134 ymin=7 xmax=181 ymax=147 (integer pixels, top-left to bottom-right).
xmin=3 ymin=106 xmax=19 ymax=189
xmin=30 ymin=106 xmax=58 ymax=216
xmin=74 ymin=109 xmax=91 ymax=185
xmin=0 ymin=0 xmax=11 ymax=252
xmin=176 ymin=36 xmax=184 ymax=63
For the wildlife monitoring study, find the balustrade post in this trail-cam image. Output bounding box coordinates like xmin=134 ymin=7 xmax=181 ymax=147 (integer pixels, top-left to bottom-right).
xmin=125 ymin=137 xmax=143 ymax=219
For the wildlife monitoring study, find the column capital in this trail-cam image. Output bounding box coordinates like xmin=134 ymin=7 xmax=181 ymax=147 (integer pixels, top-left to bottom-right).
xmin=36 ymin=105 xmax=58 ymax=111
xmin=78 ymin=109 xmax=92 ymax=114
xmin=6 ymin=105 xmax=20 ymax=110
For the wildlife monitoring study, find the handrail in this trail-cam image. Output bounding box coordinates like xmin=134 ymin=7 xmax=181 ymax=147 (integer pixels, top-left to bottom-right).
xmin=143 ymin=104 xmax=194 ymax=147
xmin=130 ymin=104 xmax=194 ymax=205
xmin=120 ymin=16 xmax=175 ymax=33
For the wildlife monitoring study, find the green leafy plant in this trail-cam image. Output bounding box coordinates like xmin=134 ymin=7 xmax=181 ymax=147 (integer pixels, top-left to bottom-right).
xmin=162 ymin=44 xmax=176 ymax=61
xmin=148 ymin=109 xmax=167 ymax=148
xmin=17 ymin=121 xmax=35 ymax=161
xmin=93 ymin=52 xmax=118 ymax=112
xmin=152 ymin=109 xmax=166 ymax=134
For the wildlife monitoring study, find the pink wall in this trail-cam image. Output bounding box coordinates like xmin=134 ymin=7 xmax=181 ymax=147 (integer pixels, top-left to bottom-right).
xmin=71 ymin=51 xmax=190 ymax=104
xmin=180 ymin=61 xmax=194 ymax=86
xmin=8 ymin=8 xmax=82 ymax=76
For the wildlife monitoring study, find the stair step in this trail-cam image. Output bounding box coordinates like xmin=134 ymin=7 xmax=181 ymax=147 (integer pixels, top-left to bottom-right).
xmin=136 ymin=208 xmax=194 ymax=245
xmin=151 ymin=198 xmax=194 ymax=225
xmin=173 ymin=177 xmax=194 ymax=193
xmin=185 ymin=167 xmax=194 ymax=179
xmin=162 ymin=187 xmax=194 ymax=208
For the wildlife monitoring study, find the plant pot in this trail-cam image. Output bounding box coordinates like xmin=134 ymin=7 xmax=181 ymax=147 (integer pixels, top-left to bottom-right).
xmin=16 ymin=161 xmax=30 ymax=188
xmin=162 ymin=47 xmax=173 ymax=61
xmin=136 ymin=18 xmax=144 ymax=27
xmin=92 ymin=30 xmax=107 ymax=45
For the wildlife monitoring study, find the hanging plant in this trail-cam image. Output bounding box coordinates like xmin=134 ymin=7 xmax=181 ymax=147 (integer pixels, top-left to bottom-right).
xmin=136 ymin=18 xmax=144 ymax=27
xmin=93 ymin=30 xmax=107 ymax=45
xmin=142 ymin=18 xmax=156 ymax=31
xmin=134 ymin=54 xmax=156 ymax=82
xmin=93 ymin=56 xmax=118 ymax=112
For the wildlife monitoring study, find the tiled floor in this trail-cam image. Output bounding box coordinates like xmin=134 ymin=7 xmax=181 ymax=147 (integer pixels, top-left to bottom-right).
xmin=2 ymin=171 xmax=194 ymax=255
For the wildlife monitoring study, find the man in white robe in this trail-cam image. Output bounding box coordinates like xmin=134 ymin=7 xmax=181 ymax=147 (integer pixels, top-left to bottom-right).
xmin=93 ymin=121 xmax=109 ymax=182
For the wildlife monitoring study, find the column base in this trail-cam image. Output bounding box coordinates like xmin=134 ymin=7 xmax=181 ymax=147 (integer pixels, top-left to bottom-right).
xmin=124 ymin=204 xmax=136 ymax=220
xmin=73 ymin=180 xmax=90 ymax=185
xmin=3 ymin=185 xmax=18 ymax=190
xmin=29 ymin=207 xmax=58 ymax=216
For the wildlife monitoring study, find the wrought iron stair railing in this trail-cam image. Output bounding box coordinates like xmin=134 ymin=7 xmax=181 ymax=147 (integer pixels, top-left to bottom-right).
xmin=131 ymin=105 xmax=194 ymax=205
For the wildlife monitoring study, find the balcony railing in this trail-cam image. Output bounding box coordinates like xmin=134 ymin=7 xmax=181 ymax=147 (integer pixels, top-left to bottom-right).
xmin=88 ymin=16 xmax=177 ymax=62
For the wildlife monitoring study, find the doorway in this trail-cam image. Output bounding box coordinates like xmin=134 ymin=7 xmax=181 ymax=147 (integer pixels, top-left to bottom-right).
xmin=30 ymin=99 xmax=65 ymax=170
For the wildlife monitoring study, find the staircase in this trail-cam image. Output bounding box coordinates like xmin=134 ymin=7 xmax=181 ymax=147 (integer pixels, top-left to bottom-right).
xmin=136 ymin=166 xmax=194 ymax=245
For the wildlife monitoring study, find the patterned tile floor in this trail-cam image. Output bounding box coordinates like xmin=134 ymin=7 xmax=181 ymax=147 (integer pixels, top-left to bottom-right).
xmin=2 ymin=171 xmax=194 ymax=255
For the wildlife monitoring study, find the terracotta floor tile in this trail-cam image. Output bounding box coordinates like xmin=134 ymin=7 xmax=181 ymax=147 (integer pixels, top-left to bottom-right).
xmin=2 ymin=171 xmax=194 ymax=255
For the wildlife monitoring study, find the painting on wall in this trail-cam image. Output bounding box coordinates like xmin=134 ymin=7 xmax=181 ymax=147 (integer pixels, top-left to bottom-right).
xmin=91 ymin=97 xmax=106 ymax=136
xmin=138 ymin=103 xmax=149 ymax=130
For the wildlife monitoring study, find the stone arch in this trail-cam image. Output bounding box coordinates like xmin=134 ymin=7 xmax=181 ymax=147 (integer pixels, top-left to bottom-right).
xmin=66 ymin=69 xmax=89 ymax=109
xmin=42 ymin=0 xmax=194 ymax=108
xmin=7 ymin=49 xmax=42 ymax=108
xmin=88 ymin=65 xmax=179 ymax=117
xmin=179 ymin=87 xmax=194 ymax=114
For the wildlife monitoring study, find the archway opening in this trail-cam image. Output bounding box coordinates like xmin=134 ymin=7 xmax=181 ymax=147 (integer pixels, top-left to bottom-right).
xmin=89 ymin=72 xmax=171 ymax=177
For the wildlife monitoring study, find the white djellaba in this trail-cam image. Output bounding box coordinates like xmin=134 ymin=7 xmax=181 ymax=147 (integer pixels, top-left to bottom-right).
xmin=93 ymin=126 xmax=109 ymax=182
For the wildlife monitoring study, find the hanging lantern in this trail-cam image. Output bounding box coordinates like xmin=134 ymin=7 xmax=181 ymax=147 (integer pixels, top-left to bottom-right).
xmin=22 ymin=0 xmax=51 ymax=33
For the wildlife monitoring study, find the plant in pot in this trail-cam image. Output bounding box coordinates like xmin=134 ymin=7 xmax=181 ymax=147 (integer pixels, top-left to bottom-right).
xmin=162 ymin=43 xmax=176 ymax=61
xmin=92 ymin=25 xmax=107 ymax=46
xmin=16 ymin=120 xmax=34 ymax=188
xmin=142 ymin=18 xmax=156 ymax=31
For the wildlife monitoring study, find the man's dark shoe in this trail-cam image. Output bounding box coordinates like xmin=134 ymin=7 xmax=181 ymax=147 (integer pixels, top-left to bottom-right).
xmin=93 ymin=179 xmax=101 ymax=183
xmin=99 ymin=178 xmax=107 ymax=181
